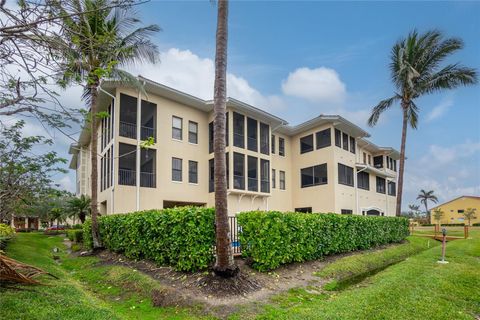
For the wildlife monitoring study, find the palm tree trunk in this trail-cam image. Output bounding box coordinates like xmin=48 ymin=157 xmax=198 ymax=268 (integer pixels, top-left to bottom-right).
xmin=90 ymin=82 xmax=102 ymax=249
xmin=424 ymin=203 xmax=429 ymax=223
xmin=212 ymin=0 xmax=237 ymax=277
xmin=396 ymin=102 xmax=409 ymax=216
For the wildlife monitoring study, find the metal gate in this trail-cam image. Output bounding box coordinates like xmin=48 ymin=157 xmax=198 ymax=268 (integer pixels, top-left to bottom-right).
xmin=229 ymin=216 xmax=241 ymax=255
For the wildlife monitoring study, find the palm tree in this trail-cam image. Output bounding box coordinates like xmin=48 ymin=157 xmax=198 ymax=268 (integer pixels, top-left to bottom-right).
xmin=417 ymin=189 xmax=438 ymax=222
xmin=67 ymin=195 xmax=91 ymax=224
xmin=59 ymin=0 xmax=159 ymax=248
xmin=212 ymin=0 xmax=237 ymax=277
xmin=462 ymin=208 xmax=477 ymax=226
xmin=368 ymin=30 xmax=477 ymax=216
xmin=432 ymin=208 xmax=444 ymax=226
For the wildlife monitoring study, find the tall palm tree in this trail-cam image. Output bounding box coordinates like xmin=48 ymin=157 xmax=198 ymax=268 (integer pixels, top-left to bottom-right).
xmin=59 ymin=0 xmax=159 ymax=248
xmin=368 ymin=30 xmax=477 ymax=216
xmin=417 ymin=189 xmax=438 ymax=222
xmin=68 ymin=195 xmax=91 ymax=224
xmin=212 ymin=0 xmax=237 ymax=277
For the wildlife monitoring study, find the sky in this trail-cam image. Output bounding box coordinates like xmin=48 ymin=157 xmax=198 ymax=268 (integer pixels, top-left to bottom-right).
xmin=4 ymin=0 xmax=480 ymax=211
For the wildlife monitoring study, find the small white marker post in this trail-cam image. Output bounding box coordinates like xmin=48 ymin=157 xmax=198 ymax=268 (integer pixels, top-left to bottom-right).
xmin=437 ymin=228 xmax=449 ymax=264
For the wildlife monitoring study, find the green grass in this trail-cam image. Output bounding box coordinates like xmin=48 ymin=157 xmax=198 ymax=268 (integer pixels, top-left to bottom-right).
xmin=1 ymin=233 xmax=211 ymax=320
xmin=236 ymin=231 xmax=480 ymax=320
xmin=317 ymin=236 xmax=439 ymax=291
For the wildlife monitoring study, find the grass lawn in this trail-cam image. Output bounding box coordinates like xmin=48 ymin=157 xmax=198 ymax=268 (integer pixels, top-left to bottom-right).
xmin=2 ymin=231 xmax=479 ymax=320
xmin=234 ymin=230 xmax=480 ymax=320
xmin=0 ymin=232 xmax=211 ymax=320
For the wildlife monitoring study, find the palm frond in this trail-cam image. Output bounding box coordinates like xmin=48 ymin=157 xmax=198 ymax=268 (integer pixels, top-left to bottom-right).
xmin=418 ymin=64 xmax=477 ymax=95
xmin=367 ymin=95 xmax=401 ymax=127
xmin=406 ymin=100 xmax=419 ymax=129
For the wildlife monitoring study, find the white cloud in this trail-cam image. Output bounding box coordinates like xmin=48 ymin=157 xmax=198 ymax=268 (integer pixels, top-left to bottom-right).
xmin=426 ymin=96 xmax=454 ymax=122
xmin=403 ymin=140 xmax=480 ymax=210
xmin=281 ymin=67 xmax=346 ymax=104
xmin=58 ymin=175 xmax=75 ymax=192
xmin=127 ymin=48 xmax=285 ymax=111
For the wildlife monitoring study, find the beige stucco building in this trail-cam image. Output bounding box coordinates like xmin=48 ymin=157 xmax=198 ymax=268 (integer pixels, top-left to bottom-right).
xmin=69 ymin=77 xmax=399 ymax=217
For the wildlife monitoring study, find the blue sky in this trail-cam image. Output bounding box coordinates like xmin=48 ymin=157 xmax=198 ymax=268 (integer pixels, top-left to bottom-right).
xmin=11 ymin=0 xmax=480 ymax=211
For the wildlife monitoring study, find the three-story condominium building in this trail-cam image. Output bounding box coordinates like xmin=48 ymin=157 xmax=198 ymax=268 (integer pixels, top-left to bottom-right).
xmin=69 ymin=76 xmax=399 ymax=216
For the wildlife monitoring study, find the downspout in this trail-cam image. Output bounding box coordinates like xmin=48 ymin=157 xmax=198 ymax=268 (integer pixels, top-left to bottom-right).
xmin=98 ymin=85 xmax=116 ymax=215
xmin=136 ymin=88 xmax=142 ymax=211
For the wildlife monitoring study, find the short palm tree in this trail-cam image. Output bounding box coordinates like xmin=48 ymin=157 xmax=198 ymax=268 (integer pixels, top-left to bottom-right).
xmin=368 ymin=30 xmax=477 ymax=216
xmin=432 ymin=208 xmax=444 ymax=226
xmin=462 ymin=208 xmax=477 ymax=226
xmin=58 ymin=0 xmax=159 ymax=248
xmin=417 ymin=189 xmax=438 ymax=222
xmin=68 ymin=195 xmax=91 ymax=224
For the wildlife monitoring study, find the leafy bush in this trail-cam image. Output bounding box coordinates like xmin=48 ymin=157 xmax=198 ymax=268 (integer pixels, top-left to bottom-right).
xmin=84 ymin=207 xmax=215 ymax=271
xmin=237 ymin=211 xmax=410 ymax=271
xmin=473 ymin=222 xmax=480 ymax=227
xmin=0 ymin=223 xmax=15 ymax=237
xmin=66 ymin=229 xmax=83 ymax=243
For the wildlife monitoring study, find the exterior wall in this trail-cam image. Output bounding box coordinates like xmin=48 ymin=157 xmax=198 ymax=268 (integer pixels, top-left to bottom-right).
xmin=74 ymin=85 xmax=398 ymax=217
xmin=430 ymin=197 xmax=480 ymax=225
xmin=290 ymin=125 xmax=335 ymax=212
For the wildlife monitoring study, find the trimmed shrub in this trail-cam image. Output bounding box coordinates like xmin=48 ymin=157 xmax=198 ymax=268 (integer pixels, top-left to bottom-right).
xmin=66 ymin=229 xmax=83 ymax=243
xmin=237 ymin=211 xmax=410 ymax=271
xmin=83 ymin=207 xmax=215 ymax=271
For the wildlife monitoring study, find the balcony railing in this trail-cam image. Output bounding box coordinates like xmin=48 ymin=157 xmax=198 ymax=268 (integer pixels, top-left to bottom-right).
xmin=141 ymin=126 xmax=156 ymax=141
xmin=119 ymin=168 xmax=136 ymax=186
xmin=119 ymin=121 xmax=136 ymax=139
xmin=140 ymin=172 xmax=156 ymax=188
xmin=247 ymin=137 xmax=257 ymax=151
xmin=260 ymin=180 xmax=270 ymax=193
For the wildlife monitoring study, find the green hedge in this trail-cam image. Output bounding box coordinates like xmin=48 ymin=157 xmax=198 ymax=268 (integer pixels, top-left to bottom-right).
xmin=66 ymin=229 xmax=83 ymax=243
xmin=83 ymin=207 xmax=215 ymax=271
xmin=473 ymin=222 xmax=480 ymax=227
xmin=237 ymin=211 xmax=410 ymax=271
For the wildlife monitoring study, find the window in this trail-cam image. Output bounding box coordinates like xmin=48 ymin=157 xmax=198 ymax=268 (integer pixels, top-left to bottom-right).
xmin=295 ymin=207 xmax=312 ymax=213
xmin=373 ymin=156 xmax=383 ymax=168
xmin=233 ymin=112 xmax=245 ymax=148
xmin=393 ymin=159 xmax=397 ymax=172
xmin=188 ymin=121 xmax=198 ymax=144
xmin=338 ymin=163 xmax=354 ymax=186
xmin=357 ymin=171 xmax=370 ymax=190
xmin=209 ymin=154 xmax=229 ymax=192
xmin=172 ymin=158 xmax=182 ymax=182
xmin=300 ymin=134 xmax=314 ymax=154
xmin=260 ymin=159 xmax=270 ymax=193
xmin=342 ymin=133 xmax=349 ymax=151
xmin=209 ymin=159 xmax=214 ymax=193
xmin=225 ymin=112 xmax=229 ymax=147
xmin=260 ymin=123 xmax=270 ymax=155
xmin=118 ymin=143 xmax=136 ymax=186
xmin=301 ymin=164 xmax=328 ymax=188
xmin=376 ymin=177 xmax=386 ymax=194
xmin=316 ymin=128 xmax=331 ymax=149
xmin=388 ymin=181 xmax=396 ymax=196
xmin=140 ymin=148 xmax=156 ymax=188
xmin=363 ymin=152 xmax=367 ymax=164
xmin=279 ymin=170 xmax=286 ymax=190
xmin=172 ymin=116 xmax=182 ymax=140
xmin=271 ymin=135 xmax=276 ymax=154
xmin=279 ymin=137 xmax=285 ymax=156
xmin=335 ymin=129 xmax=342 ymax=148
xmin=248 ymin=156 xmax=258 ymax=191
xmin=350 ymin=136 xmax=355 ymax=154
xmin=458 ymin=209 xmax=465 ymax=214
xmin=189 ymin=161 xmax=198 ymax=184
xmin=233 ymin=152 xmax=245 ymax=190
xmin=272 ymin=168 xmax=276 ymax=189
xmin=247 ymin=118 xmax=258 ymax=152
xmin=208 ymin=122 xmax=213 ymax=153
xmin=368 ymin=154 xmax=372 ymax=165
xmin=341 ymin=209 xmax=353 ymax=215
xmin=119 ymin=94 xmax=138 ymax=139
